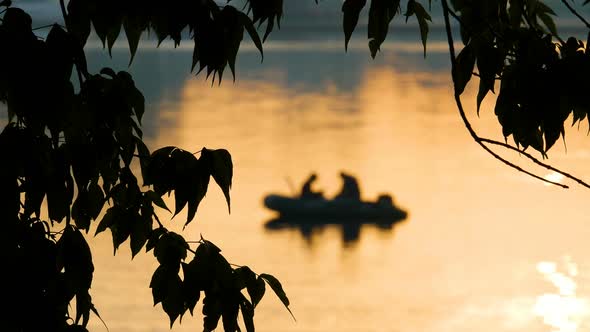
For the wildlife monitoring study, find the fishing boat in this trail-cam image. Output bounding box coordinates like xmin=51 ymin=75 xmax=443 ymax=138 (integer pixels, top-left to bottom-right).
xmin=263 ymin=193 xmax=408 ymax=222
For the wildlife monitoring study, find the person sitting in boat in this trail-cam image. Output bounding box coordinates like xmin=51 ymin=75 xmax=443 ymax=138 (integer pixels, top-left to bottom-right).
xmin=334 ymin=171 xmax=361 ymax=201
xmin=376 ymin=194 xmax=393 ymax=207
xmin=300 ymin=173 xmax=323 ymax=199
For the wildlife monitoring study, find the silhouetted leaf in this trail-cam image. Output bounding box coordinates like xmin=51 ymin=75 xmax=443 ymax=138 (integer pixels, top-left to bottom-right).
xmin=167 ymin=149 xmax=210 ymax=225
xmin=476 ymin=44 xmax=502 ymax=114
xmin=109 ymin=209 xmax=134 ymax=254
xmin=240 ymin=296 xmax=255 ymax=332
xmin=247 ymin=0 xmax=283 ymax=42
xmin=144 ymin=146 xmax=178 ymax=193
xmin=182 ymin=261 xmax=202 ymax=315
xmin=202 ymin=148 xmax=232 ymax=213
xmin=91 ymin=6 xmax=123 ymax=56
xmin=153 ymin=232 xmax=188 ymax=267
xmin=453 ymin=43 xmax=476 ymax=95
xmin=368 ymin=0 xmax=400 ymax=58
xmin=75 ymin=291 xmax=93 ymax=326
xmin=136 ymin=137 xmax=151 ymax=184
xmin=117 ymin=70 xmax=145 ymax=124
xmin=123 ymin=14 xmax=148 ymax=65
xmin=203 ymin=294 xmax=222 ymax=332
xmin=130 ymin=205 xmax=152 ymax=258
xmin=237 ymin=266 xmax=265 ymax=308
xmin=3 ymin=7 xmax=32 ymax=33
xmin=221 ymin=292 xmax=240 ymax=332
xmin=96 ymin=206 xmax=117 ymax=236
xmin=150 ymin=264 xmax=184 ymax=326
xmin=534 ymin=1 xmax=558 ymax=37
xmin=220 ymin=6 xmax=245 ymax=81
xmin=150 ymin=265 xmax=172 ymax=305
xmin=99 ymin=67 xmax=116 ymax=79
xmin=260 ymin=273 xmax=294 ymax=320
xmin=145 ymin=190 xmax=170 ymax=212
xmin=146 ymin=227 xmax=167 ymax=253
xmin=87 ymin=181 xmax=105 ymax=220
xmin=342 ymin=0 xmax=367 ymax=51
xmin=405 ymin=0 xmax=431 ymax=57
xmin=47 ymin=147 xmax=74 ymax=222
xmin=46 ymin=24 xmax=75 ymax=81
xmin=57 ymin=225 xmax=94 ymax=292
xmin=66 ymin=0 xmax=91 ymax=46
xmin=239 ymin=12 xmax=263 ymax=60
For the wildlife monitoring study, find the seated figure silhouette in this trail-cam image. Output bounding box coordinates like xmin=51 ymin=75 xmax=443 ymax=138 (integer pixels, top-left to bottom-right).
xmin=334 ymin=171 xmax=361 ymax=201
xmin=300 ymin=173 xmax=323 ymax=199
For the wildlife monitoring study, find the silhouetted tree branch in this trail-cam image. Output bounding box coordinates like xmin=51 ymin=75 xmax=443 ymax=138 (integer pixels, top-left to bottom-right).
xmin=561 ymin=0 xmax=590 ymax=29
xmin=441 ymin=0 xmax=590 ymax=190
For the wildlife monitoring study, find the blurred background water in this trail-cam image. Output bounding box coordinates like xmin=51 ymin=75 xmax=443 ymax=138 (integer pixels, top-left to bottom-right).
xmin=8 ymin=1 xmax=590 ymax=331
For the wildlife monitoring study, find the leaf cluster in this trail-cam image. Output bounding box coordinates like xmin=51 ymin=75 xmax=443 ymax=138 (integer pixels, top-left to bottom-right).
xmin=147 ymin=234 xmax=294 ymax=330
xmin=342 ymin=0 xmax=432 ymax=57
xmin=65 ymin=0 xmax=271 ymax=82
xmin=0 ymin=2 xmax=291 ymax=331
xmin=449 ymin=0 xmax=590 ymax=156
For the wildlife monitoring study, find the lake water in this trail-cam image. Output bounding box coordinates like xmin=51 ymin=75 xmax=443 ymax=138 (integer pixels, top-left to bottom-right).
xmin=36 ymin=19 xmax=590 ymax=332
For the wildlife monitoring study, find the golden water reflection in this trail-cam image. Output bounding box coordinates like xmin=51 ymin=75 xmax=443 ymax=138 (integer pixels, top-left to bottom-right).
xmin=85 ymin=48 xmax=590 ymax=332
xmin=534 ymin=259 xmax=590 ymax=332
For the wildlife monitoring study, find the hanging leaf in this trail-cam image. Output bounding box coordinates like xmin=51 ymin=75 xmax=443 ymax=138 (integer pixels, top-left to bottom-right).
xmin=342 ymin=0 xmax=367 ymax=51
xmin=150 ymin=264 xmax=185 ymax=326
xmin=153 ymin=232 xmax=188 ymax=267
xmin=66 ymin=0 xmax=91 ymax=46
xmin=247 ymin=0 xmax=283 ymax=42
xmin=202 ymin=148 xmax=233 ymax=213
xmin=259 ymin=273 xmax=294 ymax=320
xmin=221 ymin=292 xmax=240 ymax=332
xmin=130 ymin=205 xmax=153 ymax=258
xmin=368 ymin=0 xmax=400 ymax=58
xmin=202 ymin=293 xmax=222 ymax=332
xmin=239 ymin=296 xmax=255 ymax=332
xmin=235 ymin=266 xmax=265 ymax=308
xmin=405 ymin=0 xmax=431 ymax=57
xmin=146 ymin=227 xmax=167 ymax=253
xmin=475 ymin=44 xmax=502 ymax=114
xmin=220 ymin=6 xmax=244 ymax=81
xmin=453 ymin=43 xmax=476 ymax=95
xmin=123 ymin=14 xmax=148 ymax=65
xmin=57 ymin=225 xmax=94 ymax=292
xmin=239 ymin=12 xmax=263 ymax=61
xmin=533 ymin=1 xmax=558 ymax=37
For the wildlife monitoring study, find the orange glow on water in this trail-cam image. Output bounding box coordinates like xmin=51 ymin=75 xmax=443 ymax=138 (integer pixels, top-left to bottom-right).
xmin=84 ymin=48 xmax=590 ymax=332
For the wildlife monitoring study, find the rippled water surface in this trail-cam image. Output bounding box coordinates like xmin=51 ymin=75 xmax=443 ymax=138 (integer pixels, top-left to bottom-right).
xmin=55 ymin=23 xmax=590 ymax=332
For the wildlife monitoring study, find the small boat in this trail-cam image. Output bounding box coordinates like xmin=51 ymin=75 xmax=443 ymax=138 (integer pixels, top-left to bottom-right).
xmin=263 ymin=193 xmax=408 ymax=222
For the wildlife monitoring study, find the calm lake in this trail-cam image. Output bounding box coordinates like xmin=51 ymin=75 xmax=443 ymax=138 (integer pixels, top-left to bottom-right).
xmin=16 ymin=3 xmax=590 ymax=331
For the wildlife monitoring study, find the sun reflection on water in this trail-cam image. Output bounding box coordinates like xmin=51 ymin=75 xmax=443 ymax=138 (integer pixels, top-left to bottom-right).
xmin=534 ymin=259 xmax=590 ymax=332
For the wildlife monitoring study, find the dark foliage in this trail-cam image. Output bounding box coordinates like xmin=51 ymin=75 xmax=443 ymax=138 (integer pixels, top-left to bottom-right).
xmin=0 ymin=1 xmax=291 ymax=331
xmin=3 ymin=0 xmax=590 ymax=331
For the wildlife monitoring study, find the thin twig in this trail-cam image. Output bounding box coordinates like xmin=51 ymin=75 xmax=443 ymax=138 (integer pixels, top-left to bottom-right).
xmin=480 ymin=138 xmax=590 ymax=189
xmin=561 ymin=0 xmax=590 ymax=30
xmin=441 ymin=0 xmax=569 ymax=189
xmin=32 ymin=23 xmax=58 ymax=31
